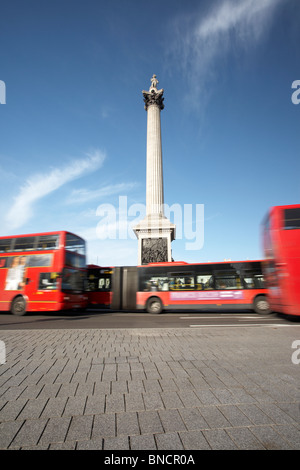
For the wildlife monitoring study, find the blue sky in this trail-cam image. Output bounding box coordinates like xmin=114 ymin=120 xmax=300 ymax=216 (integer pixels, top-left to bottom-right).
xmin=0 ymin=0 xmax=299 ymax=266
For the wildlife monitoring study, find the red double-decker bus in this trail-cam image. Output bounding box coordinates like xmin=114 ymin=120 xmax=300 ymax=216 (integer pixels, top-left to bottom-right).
xmin=0 ymin=231 xmax=88 ymax=315
xmin=262 ymin=204 xmax=300 ymax=317
xmin=87 ymin=260 xmax=270 ymax=314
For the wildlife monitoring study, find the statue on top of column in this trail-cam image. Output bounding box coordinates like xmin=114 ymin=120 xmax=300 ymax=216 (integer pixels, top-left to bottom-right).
xmin=150 ymin=74 xmax=158 ymax=90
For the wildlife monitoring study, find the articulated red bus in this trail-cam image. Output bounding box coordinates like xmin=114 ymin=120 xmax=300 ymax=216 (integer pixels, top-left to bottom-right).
xmin=0 ymin=231 xmax=88 ymax=315
xmin=87 ymin=264 xmax=112 ymax=308
xmin=262 ymin=204 xmax=300 ymax=317
xmin=87 ymin=260 xmax=270 ymax=314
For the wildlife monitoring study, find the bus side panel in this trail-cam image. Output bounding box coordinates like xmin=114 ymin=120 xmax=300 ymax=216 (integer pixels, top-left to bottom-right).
xmin=137 ymin=290 xmax=262 ymax=311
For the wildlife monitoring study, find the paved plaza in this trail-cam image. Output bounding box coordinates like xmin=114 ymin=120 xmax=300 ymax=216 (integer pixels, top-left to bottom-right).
xmin=0 ymin=324 xmax=299 ymax=450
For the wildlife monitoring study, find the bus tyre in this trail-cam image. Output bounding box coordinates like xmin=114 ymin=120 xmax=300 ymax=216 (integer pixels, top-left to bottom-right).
xmin=146 ymin=297 xmax=163 ymax=314
xmin=11 ymin=296 xmax=27 ymax=316
xmin=253 ymin=295 xmax=271 ymax=315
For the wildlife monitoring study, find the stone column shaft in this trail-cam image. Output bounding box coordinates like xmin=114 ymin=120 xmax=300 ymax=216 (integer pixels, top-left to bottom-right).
xmin=146 ymin=104 xmax=164 ymax=216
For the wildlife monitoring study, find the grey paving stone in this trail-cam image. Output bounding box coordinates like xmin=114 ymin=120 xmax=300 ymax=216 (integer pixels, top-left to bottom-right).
xmin=212 ymin=388 xmax=238 ymax=404
xmin=138 ymin=410 xmax=164 ymax=434
xmin=227 ymin=427 xmax=266 ymax=450
xmin=257 ymin=403 xmax=299 ymax=425
xmin=250 ymin=425 xmax=295 ymax=450
xmin=143 ymin=392 xmax=164 ymax=410
xmin=77 ymin=438 xmax=103 ymax=450
xmin=124 ymin=392 xmax=145 ymax=412
xmin=105 ymin=393 xmax=125 ymax=413
xmin=143 ymin=378 xmax=161 ymax=393
xmin=92 ymin=413 xmax=116 ymax=439
xmin=199 ymin=406 xmax=231 ymax=428
xmin=0 ymin=420 xmax=24 ymax=449
xmin=275 ymin=424 xmax=300 ymax=449
xmin=155 ymin=432 xmax=184 ymax=450
xmin=40 ymin=396 xmax=68 ymax=418
xmin=10 ymin=419 xmax=48 ymax=448
xmin=84 ymin=394 xmax=105 ymax=415
xmin=2 ymin=386 xmax=28 ymax=401
xmin=17 ymin=397 xmax=48 ymax=420
xmin=131 ymin=370 xmax=147 ymax=381
xmin=65 ymin=414 xmax=93 ymax=441
xmin=179 ymin=407 xmax=209 ymax=431
xmin=179 ymin=430 xmax=211 ymax=450
xmin=202 ymin=429 xmax=238 ymax=450
xmin=238 ymin=403 xmax=275 ymax=425
xmin=94 ymin=381 xmax=111 ymax=395
xmin=116 ymin=371 xmax=131 ymax=381
xmin=49 ymin=441 xmax=76 ymax=450
xmin=103 ymin=435 xmax=130 ymax=450
xmin=160 ymin=391 xmax=184 ymax=409
xmin=111 ymin=380 xmax=128 ymax=394
xmin=217 ymin=405 xmax=253 ymax=427
xmin=56 ymin=382 xmax=78 ymax=398
xmin=130 ymin=434 xmax=157 ymax=450
xmin=177 ymin=389 xmax=202 ymax=408
xmin=195 ymin=389 xmax=221 ymax=405
xmin=158 ymin=409 xmax=187 ymax=433
xmin=21 ymin=443 xmax=50 ymax=450
xmin=0 ymin=398 xmax=28 ymax=421
xmin=39 ymin=416 xmax=71 ymax=445
xmin=159 ymin=378 xmax=178 ymax=391
xmin=38 ymin=383 xmax=61 ymax=398
xmin=117 ymin=411 xmax=140 ymax=436
xmin=63 ymin=396 xmax=86 ymax=417
xmin=75 ymin=382 xmax=95 ymax=397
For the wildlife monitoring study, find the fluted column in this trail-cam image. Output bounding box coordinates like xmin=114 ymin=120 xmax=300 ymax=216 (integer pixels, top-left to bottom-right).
xmin=143 ymin=84 xmax=165 ymax=216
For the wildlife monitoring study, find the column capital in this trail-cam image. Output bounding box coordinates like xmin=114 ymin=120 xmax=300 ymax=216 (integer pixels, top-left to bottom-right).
xmin=142 ymin=74 xmax=164 ymax=110
xmin=142 ymin=89 xmax=164 ymax=111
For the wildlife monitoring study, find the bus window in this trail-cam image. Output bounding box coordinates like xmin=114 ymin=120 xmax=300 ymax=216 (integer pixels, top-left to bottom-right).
xmin=14 ymin=237 xmax=36 ymax=251
xmin=215 ymin=275 xmax=242 ymax=290
xmin=37 ymin=234 xmax=59 ymax=250
xmin=39 ymin=273 xmax=59 ymax=290
xmin=196 ymin=275 xmax=214 ymax=290
xmin=244 ymin=274 xmax=265 ymax=289
xmin=169 ymin=273 xmax=195 ymax=291
xmin=284 ymin=207 xmax=300 ymax=229
xmin=65 ymin=233 xmax=85 ymax=255
xmin=0 ymin=239 xmax=13 ymax=253
xmin=144 ymin=276 xmax=169 ymax=292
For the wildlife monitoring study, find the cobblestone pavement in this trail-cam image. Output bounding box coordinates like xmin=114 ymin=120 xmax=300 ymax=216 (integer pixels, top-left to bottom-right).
xmin=0 ymin=325 xmax=299 ymax=450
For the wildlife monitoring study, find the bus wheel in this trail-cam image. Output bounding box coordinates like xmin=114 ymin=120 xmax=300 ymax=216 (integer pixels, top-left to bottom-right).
xmin=253 ymin=295 xmax=271 ymax=315
xmin=146 ymin=297 xmax=163 ymax=314
xmin=11 ymin=296 xmax=27 ymax=316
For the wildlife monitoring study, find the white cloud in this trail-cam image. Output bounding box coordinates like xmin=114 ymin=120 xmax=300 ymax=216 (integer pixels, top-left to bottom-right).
xmin=168 ymin=0 xmax=283 ymax=107
xmin=67 ymin=182 xmax=138 ymax=204
xmin=5 ymin=149 xmax=105 ymax=231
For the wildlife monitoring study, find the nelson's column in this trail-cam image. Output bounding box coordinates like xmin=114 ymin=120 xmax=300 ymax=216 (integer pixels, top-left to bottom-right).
xmin=133 ymin=75 xmax=175 ymax=265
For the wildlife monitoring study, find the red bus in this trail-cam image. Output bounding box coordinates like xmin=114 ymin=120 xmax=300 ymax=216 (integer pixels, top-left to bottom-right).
xmin=0 ymin=231 xmax=88 ymax=315
xmin=87 ymin=260 xmax=271 ymax=314
xmin=262 ymin=204 xmax=300 ymax=317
